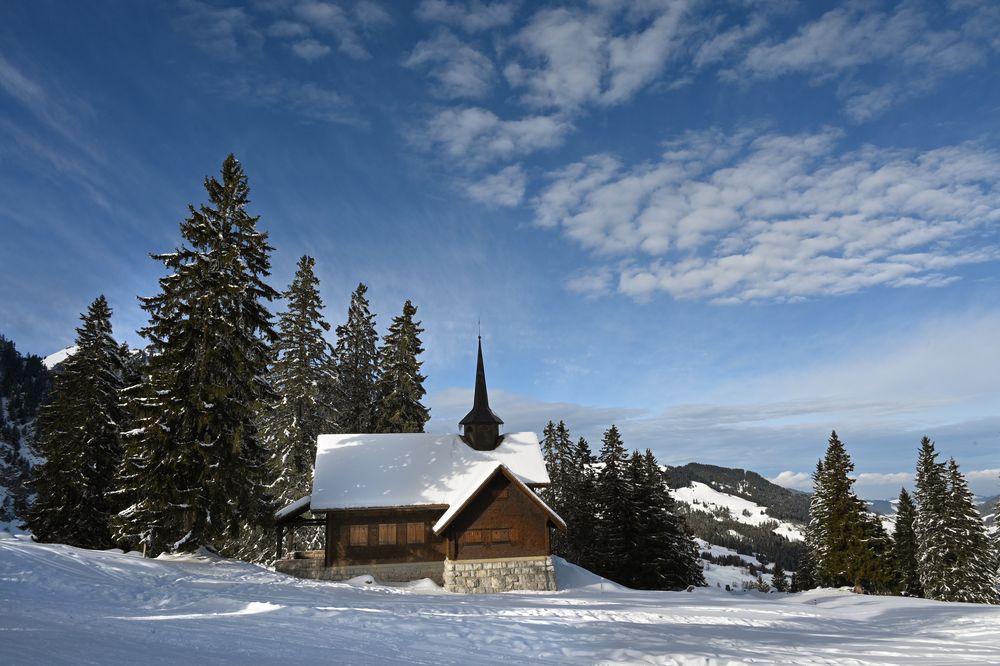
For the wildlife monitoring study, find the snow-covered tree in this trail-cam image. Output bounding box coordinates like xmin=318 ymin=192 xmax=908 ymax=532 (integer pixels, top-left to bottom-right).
xmin=375 ymin=300 xmax=429 ymax=433
xmin=772 ymin=560 xmax=788 ymax=592
xmin=332 ymin=283 xmax=379 ymax=434
xmin=914 ymin=437 xmax=951 ymax=600
xmin=943 ymin=458 xmax=999 ymax=603
xmin=261 ymin=255 xmax=336 ymax=505
xmin=29 ymin=296 xmax=125 ymax=548
xmin=114 ymin=154 xmax=277 ymax=555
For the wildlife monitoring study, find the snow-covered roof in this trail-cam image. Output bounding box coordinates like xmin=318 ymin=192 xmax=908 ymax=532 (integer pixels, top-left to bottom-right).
xmin=275 ymin=495 xmax=311 ymax=520
xmin=431 ymin=461 xmax=566 ymax=534
xmin=310 ymin=431 xmax=550 ymax=512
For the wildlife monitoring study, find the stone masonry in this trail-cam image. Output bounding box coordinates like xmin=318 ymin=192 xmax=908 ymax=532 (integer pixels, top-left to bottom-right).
xmin=443 ymin=555 xmax=557 ymax=593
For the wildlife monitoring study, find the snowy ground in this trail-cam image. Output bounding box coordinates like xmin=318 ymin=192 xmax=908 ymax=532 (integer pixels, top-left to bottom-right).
xmin=2 ymin=534 xmax=1000 ymax=665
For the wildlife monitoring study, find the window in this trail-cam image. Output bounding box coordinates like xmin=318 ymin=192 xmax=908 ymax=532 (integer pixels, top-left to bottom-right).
xmin=378 ymin=523 xmax=396 ymax=545
xmin=461 ymin=528 xmax=512 ymax=545
xmin=349 ymin=524 xmax=368 ymax=547
xmin=406 ymin=522 xmax=425 ymax=544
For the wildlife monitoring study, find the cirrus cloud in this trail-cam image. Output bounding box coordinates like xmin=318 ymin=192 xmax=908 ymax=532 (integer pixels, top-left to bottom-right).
xmin=535 ymin=127 xmax=1000 ymax=302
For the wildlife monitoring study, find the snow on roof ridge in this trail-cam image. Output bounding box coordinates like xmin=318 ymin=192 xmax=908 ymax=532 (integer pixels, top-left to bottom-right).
xmin=310 ymin=431 xmax=549 ymax=513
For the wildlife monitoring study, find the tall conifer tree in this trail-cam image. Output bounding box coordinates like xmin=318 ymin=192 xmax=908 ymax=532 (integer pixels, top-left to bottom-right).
xmin=375 ymin=300 xmax=429 ymax=433
xmin=333 ymin=283 xmax=379 ymax=433
xmin=29 ymin=296 xmax=125 ymax=548
xmin=114 ymin=154 xmax=277 ymax=555
xmin=944 ymin=458 xmax=999 ymax=603
xmin=891 ymin=487 xmax=921 ymax=597
xmin=561 ymin=435 xmax=597 ymax=569
xmin=914 ymin=437 xmax=951 ymax=600
xmin=261 ymin=255 xmax=336 ymax=505
xmin=593 ymin=425 xmax=634 ymax=584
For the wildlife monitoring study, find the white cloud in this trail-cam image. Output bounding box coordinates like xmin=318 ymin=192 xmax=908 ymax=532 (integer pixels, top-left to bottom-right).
xmin=294 ymin=1 xmax=370 ymax=59
xmin=221 ymin=76 xmax=358 ymax=125
xmin=404 ymin=31 xmax=496 ymax=99
xmin=175 ymin=0 xmax=264 ymax=61
xmin=727 ymin=2 xmax=997 ymax=119
xmin=463 ymin=165 xmax=526 ymax=207
xmin=535 ymin=127 xmax=1000 ymax=302
xmin=415 ymin=0 xmax=517 ymax=33
xmin=504 ymin=2 xmax=696 ymax=111
xmin=422 ymin=107 xmax=572 ymax=165
xmin=770 ymin=471 xmax=811 ymax=490
xmin=291 ymin=38 xmax=331 ymax=60
xmin=354 ymin=0 xmax=392 ymax=27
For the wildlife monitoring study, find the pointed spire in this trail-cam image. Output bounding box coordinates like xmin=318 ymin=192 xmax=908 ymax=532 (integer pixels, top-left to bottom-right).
xmin=460 ymin=336 xmax=503 ymax=427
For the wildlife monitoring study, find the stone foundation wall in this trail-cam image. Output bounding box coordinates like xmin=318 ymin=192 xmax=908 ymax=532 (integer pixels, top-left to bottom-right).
xmin=274 ymin=558 xmax=445 ymax=585
xmin=443 ymin=556 xmax=557 ymax=593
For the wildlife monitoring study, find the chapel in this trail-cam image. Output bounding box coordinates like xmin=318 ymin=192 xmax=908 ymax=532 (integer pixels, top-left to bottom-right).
xmin=273 ymin=338 xmax=565 ymax=593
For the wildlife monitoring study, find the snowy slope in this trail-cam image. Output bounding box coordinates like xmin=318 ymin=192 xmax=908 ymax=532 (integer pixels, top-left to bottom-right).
xmin=673 ymin=481 xmax=805 ymax=541
xmin=42 ymin=346 xmax=76 ymax=370
xmin=2 ymin=535 xmax=1000 ymax=665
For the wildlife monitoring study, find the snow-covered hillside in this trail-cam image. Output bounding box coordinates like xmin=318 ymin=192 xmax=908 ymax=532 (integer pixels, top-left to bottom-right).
xmin=2 ymin=535 xmax=999 ymax=665
xmin=674 ymin=481 xmax=805 ymax=541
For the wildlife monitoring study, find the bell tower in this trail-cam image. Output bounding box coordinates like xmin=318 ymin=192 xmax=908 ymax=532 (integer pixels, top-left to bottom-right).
xmin=459 ymin=336 xmax=504 ymax=450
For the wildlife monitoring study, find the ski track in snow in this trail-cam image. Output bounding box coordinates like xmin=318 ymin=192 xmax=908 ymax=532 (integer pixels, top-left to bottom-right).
xmin=2 ymin=535 xmax=1000 ymax=665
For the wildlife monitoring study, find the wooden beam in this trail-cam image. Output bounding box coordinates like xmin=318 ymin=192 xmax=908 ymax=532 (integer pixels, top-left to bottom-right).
xmin=276 ymin=525 xmax=284 ymax=560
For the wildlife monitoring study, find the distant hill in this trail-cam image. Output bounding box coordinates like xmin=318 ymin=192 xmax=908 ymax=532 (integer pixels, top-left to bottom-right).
xmin=664 ymin=463 xmax=809 ymax=571
xmin=665 ymin=462 xmax=811 ymax=523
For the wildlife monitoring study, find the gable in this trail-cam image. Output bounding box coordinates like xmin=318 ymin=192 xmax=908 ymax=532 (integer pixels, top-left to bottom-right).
xmin=431 ymin=463 xmax=566 ymax=535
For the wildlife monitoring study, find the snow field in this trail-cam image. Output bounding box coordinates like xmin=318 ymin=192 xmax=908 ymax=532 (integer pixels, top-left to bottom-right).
xmin=3 ymin=535 xmax=1000 ymax=665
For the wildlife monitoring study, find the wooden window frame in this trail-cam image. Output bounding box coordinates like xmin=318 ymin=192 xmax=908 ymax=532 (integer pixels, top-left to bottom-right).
xmin=349 ymin=524 xmax=368 ymax=547
xmin=406 ymin=522 xmax=425 ymax=544
xmin=378 ymin=523 xmax=397 ymax=546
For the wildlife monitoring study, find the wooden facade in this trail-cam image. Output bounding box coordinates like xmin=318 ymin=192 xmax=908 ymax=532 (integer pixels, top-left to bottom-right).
xmin=450 ymin=473 xmax=552 ymax=560
xmin=324 ymin=506 xmax=448 ymax=567
xmin=314 ymin=471 xmax=561 ymax=567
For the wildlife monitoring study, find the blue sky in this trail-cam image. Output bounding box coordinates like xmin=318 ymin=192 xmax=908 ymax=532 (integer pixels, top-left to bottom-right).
xmin=2 ymin=0 xmax=999 ymax=499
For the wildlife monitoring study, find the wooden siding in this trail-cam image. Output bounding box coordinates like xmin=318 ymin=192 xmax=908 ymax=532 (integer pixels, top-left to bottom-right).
xmin=450 ymin=474 xmax=552 ymax=560
xmin=325 ymin=507 xmax=448 ymax=567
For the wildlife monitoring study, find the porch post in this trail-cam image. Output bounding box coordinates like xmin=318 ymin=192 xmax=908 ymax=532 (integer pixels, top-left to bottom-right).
xmin=276 ymin=525 xmax=284 ymax=560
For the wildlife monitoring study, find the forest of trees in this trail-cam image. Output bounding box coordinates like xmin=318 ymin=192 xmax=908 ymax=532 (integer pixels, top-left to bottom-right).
xmin=797 ymin=431 xmax=998 ymax=603
xmin=25 ymin=155 xmax=430 ymax=560
xmin=9 ymin=154 xmax=999 ymax=602
xmin=539 ymin=421 xmax=705 ymax=590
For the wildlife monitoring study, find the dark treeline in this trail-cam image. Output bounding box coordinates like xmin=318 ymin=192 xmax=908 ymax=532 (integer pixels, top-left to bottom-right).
xmin=25 ymin=155 xmax=430 ymax=560
xmin=539 ymin=421 xmax=705 ymax=590
xmin=0 ymin=337 xmax=51 ymax=520
xmin=796 ymin=431 xmax=998 ymax=603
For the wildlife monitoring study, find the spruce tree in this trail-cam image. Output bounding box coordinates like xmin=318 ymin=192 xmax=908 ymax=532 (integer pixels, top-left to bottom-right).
xmin=593 ymin=425 xmax=634 ymax=584
xmin=914 ymin=437 xmax=951 ymax=600
xmin=891 ymin=487 xmax=922 ymax=597
xmin=561 ymin=435 xmax=597 ymax=569
xmin=332 ymin=283 xmax=379 ymax=433
xmin=811 ymin=431 xmax=886 ymax=592
xmin=261 ymin=255 xmax=336 ymax=505
xmin=801 ymin=459 xmax=825 ymax=591
xmin=632 ymin=449 xmax=704 ymax=590
xmin=375 ymin=300 xmax=429 ymax=433
xmin=114 ymin=154 xmax=277 ymax=555
xmin=772 ymin=560 xmax=788 ymax=592
xmin=944 ymin=458 xmax=999 ymax=603
xmin=29 ymin=296 xmax=125 ymax=548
